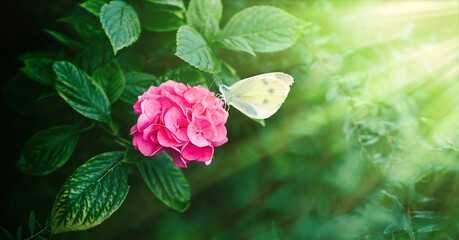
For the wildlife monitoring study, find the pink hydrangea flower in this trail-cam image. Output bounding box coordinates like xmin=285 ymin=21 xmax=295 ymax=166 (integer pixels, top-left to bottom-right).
xmin=130 ymin=80 xmax=228 ymax=167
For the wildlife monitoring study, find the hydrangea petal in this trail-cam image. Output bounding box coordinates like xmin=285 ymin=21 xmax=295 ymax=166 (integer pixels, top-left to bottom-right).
xmin=137 ymin=114 xmax=153 ymax=132
xmin=133 ymin=133 xmax=162 ymax=156
xmin=157 ymin=128 xmax=180 ymax=147
xmin=181 ymin=143 xmax=214 ymax=162
xmin=142 ymin=99 xmax=161 ymax=119
xmin=164 ymin=107 xmax=184 ymax=132
xmin=165 ymin=148 xmax=187 ymax=168
xmin=131 ymin=80 xmax=228 ymax=167
xmin=212 ymin=109 xmax=229 ymax=126
xmin=187 ymin=119 xmax=211 ymax=147
xmin=183 ymin=87 xmax=203 ymax=103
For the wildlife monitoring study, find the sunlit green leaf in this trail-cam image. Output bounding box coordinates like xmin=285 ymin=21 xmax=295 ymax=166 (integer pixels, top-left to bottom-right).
xmin=100 ymin=1 xmax=141 ymax=55
xmin=220 ymin=6 xmax=308 ymax=55
xmin=175 ymin=25 xmax=220 ymax=72
xmin=51 ymin=152 xmax=131 ymax=234
xmin=186 ymin=0 xmax=222 ymax=41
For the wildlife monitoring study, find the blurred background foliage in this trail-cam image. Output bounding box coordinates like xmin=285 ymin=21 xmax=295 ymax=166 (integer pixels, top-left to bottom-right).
xmin=1 ymin=0 xmax=458 ymax=239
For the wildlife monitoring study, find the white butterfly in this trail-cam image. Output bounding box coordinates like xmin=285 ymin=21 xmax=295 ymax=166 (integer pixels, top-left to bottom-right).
xmin=218 ymin=72 xmax=294 ymax=119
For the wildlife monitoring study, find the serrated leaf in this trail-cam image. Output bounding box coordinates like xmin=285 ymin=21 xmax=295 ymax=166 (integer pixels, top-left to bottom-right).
xmin=29 ymin=211 xmax=36 ymax=236
xmin=143 ymin=9 xmax=184 ymax=32
xmin=79 ymin=0 xmax=107 ymax=17
xmin=147 ymin=0 xmax=184 ymax=10
xmin=17 ymin=125 xmax=80 ymax=176
xmin=100 ymin=1 xmax=141 ymax=55
xmin=92 ymin=60 xmax=126 ymax=103
xmin=175 ymin=25 xmax=220 ymax=72
xmin=119 ymin=71 xmax=157 ymax=104
xmin=219 ymin=6 xmax=307 ymax=54
xmin=44 ymin=29 xmax=84 ymax=51
xmin=137 ymin=152 xmax=190 ymax=212
xmin=20 ymin=57 xmax=54 ymax=85
xmin=220 ymin=36 xmax=255 ymax=56
xmin=51 ymin=152 xmax=131 ymax=234
xmin=186 ymin=0 xmax=222 ymax=41
xmin=53 ymin=61 xmax=112 ymax=123
xmin=157 ymin=64 xmax=206 ymax=86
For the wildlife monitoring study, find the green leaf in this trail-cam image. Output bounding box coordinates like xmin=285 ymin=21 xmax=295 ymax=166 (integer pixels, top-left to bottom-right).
xmin=1 ymin=73 xmax=63 ymax=116
xmin=416 ymin=224 xmax=444 ymax=233
xmin=143 ymin=9 xmax=184 ymax=32
xmin=100 ymin=1 xmax=141 ymax=55
xmin=251 ymin=118 xmax=266 ymax=127
xmin=186 ymin=0 xmax=222 ymax=41
xmin=53 ymin=61 xmax=112 ymax=123
xmin=122 ymin=147 xmax=146 ymax=164
xmin=92 ymin=60 xmax=126 ymax=103
xmin=219 ymin=6 xmax=307 ymax=55
xmin=137 ymin=152 xmax=190 ymax=212
xmin=79 ymin=0 xmax=108 ymax=17
xmin=17 ymin=125 xmax=80 ymax=176
xmin=175 ymin=25 xmax=220 ymax=72
xmin=157 ymin=64 xmax=206 ymax=86
xmin=58 ymin=14 xmax=104 ymax=43
xmin=116 ymin=51 xmax=145 ymax=72
xmin=119 ymin=71 xmax=157 ymax=104
xmin=73 ymin=40 xmax=114 ymax=74
xmin=16 ymin=225 xmax=22 ymax=240
xmin=147 ymin=0 xmax=184 ymax=10
xmin=51 ymin=152 xmax=131 ymax=234
xmin=44 ymin=29 xmax=84 ymax=51
xmin=20 ymin=57 xmax=54 ymax=85
xmin=0 ymin=226 xmax=14 ymax=240
xmin=29 ymin=211 xmax=36 ymax=236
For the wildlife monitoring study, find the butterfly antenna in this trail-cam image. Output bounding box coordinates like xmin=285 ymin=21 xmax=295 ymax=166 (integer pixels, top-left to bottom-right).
xmin=207 ymin=60 xmax=224 ymax=88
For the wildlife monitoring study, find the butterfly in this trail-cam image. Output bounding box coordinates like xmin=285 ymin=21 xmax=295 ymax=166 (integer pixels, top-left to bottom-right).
xmin=218 ymin=72 xmax=294 ymax=119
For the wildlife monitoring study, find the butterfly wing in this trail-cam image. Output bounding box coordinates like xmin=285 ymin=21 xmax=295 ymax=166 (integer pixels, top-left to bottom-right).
xmin=227 ymin=72 xmax=293 ymax=119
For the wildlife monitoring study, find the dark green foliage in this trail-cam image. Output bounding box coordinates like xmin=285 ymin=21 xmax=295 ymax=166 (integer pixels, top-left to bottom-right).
xmin=53 ymin=61 xmax=112 ymax=123
xmin=17 ymin=125 xmax=80 ymax=175
xmin=137 ymin=152 xmax=191 ymax=212
xmin=2 ymin=0 xmax=458 ymax=239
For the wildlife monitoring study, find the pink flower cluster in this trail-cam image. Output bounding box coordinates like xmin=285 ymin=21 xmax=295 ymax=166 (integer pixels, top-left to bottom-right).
xmin=130 ymin=80 xmax=228 ymax=167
